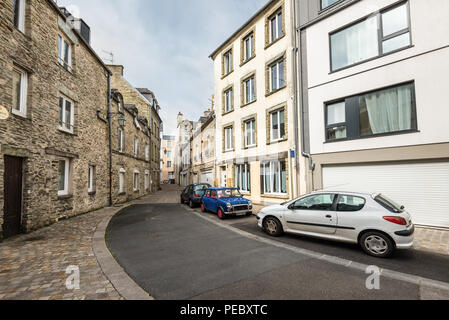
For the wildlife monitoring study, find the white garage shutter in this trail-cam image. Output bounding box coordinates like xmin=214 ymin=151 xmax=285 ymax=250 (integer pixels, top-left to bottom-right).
xmin=323 ymin=162 xmax=449 ymax=228
xmin=201 ymin=170 xmax=213 ymax=185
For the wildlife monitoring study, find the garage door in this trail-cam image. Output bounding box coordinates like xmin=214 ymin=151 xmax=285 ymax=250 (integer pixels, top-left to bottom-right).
xmin=323 ymin=162 xmax=449 ymax=228
xmin=201 ymin=170 xmax=213 ymax=185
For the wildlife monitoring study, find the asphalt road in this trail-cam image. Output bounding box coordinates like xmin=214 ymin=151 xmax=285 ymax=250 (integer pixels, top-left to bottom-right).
xmin=104 ymin=203 xmax=447 ymax=300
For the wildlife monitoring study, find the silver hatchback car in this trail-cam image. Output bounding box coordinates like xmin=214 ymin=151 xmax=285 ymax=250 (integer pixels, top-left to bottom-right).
xmin=257 ymin=191 xmax=414 ymax=258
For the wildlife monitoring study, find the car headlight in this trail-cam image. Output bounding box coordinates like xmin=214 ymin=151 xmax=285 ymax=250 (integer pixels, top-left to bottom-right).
xmin=227 ymin=203 xmax=232 ymax=208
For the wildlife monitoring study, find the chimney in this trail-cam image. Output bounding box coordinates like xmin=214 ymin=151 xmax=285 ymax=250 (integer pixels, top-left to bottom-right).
xmin=107 ymin=65 xmax=124 ymax=77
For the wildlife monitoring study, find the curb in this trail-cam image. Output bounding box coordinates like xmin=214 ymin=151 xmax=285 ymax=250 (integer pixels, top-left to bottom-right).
xmin=188 ymin=208 xmax=449 ymax=294
xmin=92 ymin=205 xmax=154 ymax=300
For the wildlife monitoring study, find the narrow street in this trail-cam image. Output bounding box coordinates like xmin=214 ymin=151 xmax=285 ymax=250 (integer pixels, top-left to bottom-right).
xmin=106 ymin=185 xmax=449 ymax=300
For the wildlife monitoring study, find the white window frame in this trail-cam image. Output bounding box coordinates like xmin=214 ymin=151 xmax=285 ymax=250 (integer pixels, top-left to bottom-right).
xmin=224 ymin=126 xmax=233 ymax=152
xmin=134 ymin=170 xmax=140 ymax=191
xmin=262 ymin=160 xmax=287 ymax=195
xmin=224 ymin=88 xmax=233 ymax=113
xmin=236 ymin=164 xmax=251 ymax=193
xmin=144 ymin=170 xmax=150 ymax=191
xmin=58 ymin=158 xmax=70 ymax=196
xmin=14 ymin=0 xmax=25 ymax=32
xmin=11 ymin=67 xmax=28 ymax=117
xmin=270 ymin=109 xmax=285 ymax=142
xmin=59 ymin=95 xmax=75 ymax=133
xmin=118 ymin=128 xmax=125 ymax=153
xmin=270 ymin=59 xmax=285 ymax=92
xmin=223 ymin=50 xmax=233 ymax=75
xmin=243 ymin=33 xmax=254 ymax=61
xmin=244 ymin=76 xmax=255 ymax=104
xmin=245 ymin=119 xmax=256 ymax=148
xmin=134 ymin=139 xmax=139 ymax=157
xmin=119 ymin=168 xmax=126 ymax=194
xmin=145 ymin=144 xmax=150 ymax=161
xmin=88 ymin=165 xmax=95 ymax=193
xmin=269 ymin=10 xmax=283 ymax=43
xmin=58 ymin=34 xmax=72 ymax=71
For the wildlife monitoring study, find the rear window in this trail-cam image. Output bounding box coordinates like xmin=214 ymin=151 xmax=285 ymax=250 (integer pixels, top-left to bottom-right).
xmin=337 ymin=195 xmax=366 ymax=212
xmin=194 ymin=185 xmax=209 ymax=191
xmin=375 ymin=195 xmax=404 ymax=213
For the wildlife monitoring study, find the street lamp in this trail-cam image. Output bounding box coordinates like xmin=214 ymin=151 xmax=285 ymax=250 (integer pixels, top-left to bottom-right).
xmin=117 ymin=116 xmax=125 ymax=127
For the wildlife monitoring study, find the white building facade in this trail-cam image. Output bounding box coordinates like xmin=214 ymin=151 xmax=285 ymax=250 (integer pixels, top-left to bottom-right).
xmin=298 ymin=0 xmax=449 ymax=228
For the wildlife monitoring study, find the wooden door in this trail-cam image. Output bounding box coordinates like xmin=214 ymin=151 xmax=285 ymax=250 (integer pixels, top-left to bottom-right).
xmin=3 ymin=156 xmax=23 ymax=238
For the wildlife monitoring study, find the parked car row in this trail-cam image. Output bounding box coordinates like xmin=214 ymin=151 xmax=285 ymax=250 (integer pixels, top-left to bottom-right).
xmin=180 ymin=184 xmax=415 ymax=258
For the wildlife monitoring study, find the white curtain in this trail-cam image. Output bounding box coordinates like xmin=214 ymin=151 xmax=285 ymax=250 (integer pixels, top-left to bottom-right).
xmin=363 ymin=85 xmax=412 ymax=134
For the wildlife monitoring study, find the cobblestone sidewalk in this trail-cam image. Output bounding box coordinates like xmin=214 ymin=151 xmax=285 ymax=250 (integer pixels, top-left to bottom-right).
xmin=0 ymin=207 xmax=123 ymax=300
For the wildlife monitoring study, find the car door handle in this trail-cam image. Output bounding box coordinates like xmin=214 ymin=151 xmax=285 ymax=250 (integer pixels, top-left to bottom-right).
xmin=325 ymin=215 xmax=332 ymax=219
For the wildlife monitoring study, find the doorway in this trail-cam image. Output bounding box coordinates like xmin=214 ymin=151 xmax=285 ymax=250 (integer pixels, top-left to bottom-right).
xmin=220 ymin=166 xmax=227 ymax=187
xmin=3 ymin=156 xmax=24 ymax=238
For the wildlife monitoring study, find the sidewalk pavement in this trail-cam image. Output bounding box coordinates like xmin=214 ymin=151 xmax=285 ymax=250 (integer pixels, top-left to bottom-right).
xmin=0 ymin=185 xmax=447 ymax=300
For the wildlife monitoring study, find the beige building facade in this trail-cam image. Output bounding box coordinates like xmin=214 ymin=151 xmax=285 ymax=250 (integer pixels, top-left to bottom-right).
xmin=161 ymin=135 xmax=175 ymax=183
xmin=210 ymin=0 xmax=306 ymax=204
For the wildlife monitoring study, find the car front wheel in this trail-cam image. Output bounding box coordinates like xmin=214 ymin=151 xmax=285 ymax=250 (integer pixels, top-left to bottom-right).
xmin=201 ymin=203 xmax=207 ymax=213
xmin=263 ymin=217 xmax=283 ymax=237
xmin=360 ymin=231 xmax=395 ymax=258
xmin=189 ymin=200 xmax=195 ymax=208
xmin=217 ymin=208 xmax=225 ymax=220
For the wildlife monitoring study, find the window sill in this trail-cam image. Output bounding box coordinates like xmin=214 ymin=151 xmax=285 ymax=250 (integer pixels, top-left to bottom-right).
xmin=324 ymin=129 xmax=420 ymax=144
xmin=222 ymin=109 xmax=235 ymax=116
xmin=11 ymin=110 xmax=30 ymax=121
xmin=240 ymin=55 xmax=256 ymax=67
xmin=268 ymin=138 xmax=287 ymax=145
xmin=241 ymin=100 xmax=257 ymax=108
xmin=58 ymin=128 xmax=76 ymax=136
xmin=243 ymin=145 xmax=257 ymax=150
xmin=56 ymin=61 xmax=74 ymax=75
xmin=224 ymin=149 xmax=235 ymax=154
xmin=265 ymin=34 xmax=285 ymax=50
xmin=88 ymin=191 xmax=96 ymax=196
xmin=58 ymin=194 xmax=73 ymax=200
xmin=221 ymin=70 xmax=234 ymax=80
xmin=261 ymin=194 xmax=289 ymax=200
xmin=265 ymin=86 xmax=286 ymax=97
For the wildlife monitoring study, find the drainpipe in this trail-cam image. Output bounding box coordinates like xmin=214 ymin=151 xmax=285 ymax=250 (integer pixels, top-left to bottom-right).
xmin=149 ymin=104 xmax=153 ymax=193
xmin=107 ymin=72 xmax=113 ymax=207
xmin=291 ymin=0 xmax=301 ymax=198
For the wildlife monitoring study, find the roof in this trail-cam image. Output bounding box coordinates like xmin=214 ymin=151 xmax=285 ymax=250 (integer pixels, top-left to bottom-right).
xmin=209 ymin=0 xmax=278 ymax=59
xmin=207 ymin=187 xmax=238 ymax=190
xmin=312 ymin=190 xmax=376 ymax=197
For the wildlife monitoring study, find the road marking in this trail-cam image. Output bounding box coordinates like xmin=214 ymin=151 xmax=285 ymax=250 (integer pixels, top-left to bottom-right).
xmin=188 ymin=208 xmax=449 ymax=293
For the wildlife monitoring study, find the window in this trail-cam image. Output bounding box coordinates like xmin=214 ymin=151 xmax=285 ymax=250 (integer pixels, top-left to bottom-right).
xmin=292 ymin=194 xmax=336 ymax=211
xmin=337 ymin=195 xmax=366 ymax=212
xmin=224 ymin=126 xmax=233 ymax=151
xmin=321 ymin=0 xmax=341 ymax=10
xmin=88 ymin=166 xmax=96 ymax=193
xmin=325 ymin=82 xmax=416 ymax=142
xmin=145 ymin=170 xmax=150 ymax=191
xmin=244 ymin=119 xmax=256 ymax=147
xmin=11 ymin=67 xmax=27 ymax=117
xmin=269 ymin=9 xmax=283 ymax=43
xmin=167 ymin=141 xmax=172 ymax=147
xmin=58 ymin=158 xmax=70 ymax=196
xmin=243 ymin=75 xmax=256 ymax=104
xmin=134 ymin=170 xmax=140 ymax=191
xmin=236 ymin=164 xmax=251 ymax=193
xmin=167 ymin=161 xmax=172 ymax=168
xmin=58 ymin=35 xmax=72 ymax=71
xmin=262 ymin=160 xmax=287 ymax=195
xmin=134 ymin=139 xmax=139 ymax=157
xmin=145 ymin=144 xmax=150 ymax=161
xmin=269 ymin=59 xmax=285 ymax=92
xmin=330 ymin=2 xmax=411 ymax=71
xmin=119 ymin=168 xmax=125 ymax=194
xmin=243 ymin=32 xmax=254 ymax=62
xmin=326 ymin=101 xmax=347 ymax=140
xmin=13 ymin=0 xmax=25 ymax=32
xmin=270 ymin=109 xmax=286 ymax=142
xmin=118 ymin=128 xmax=124 ymax=152
xmin=224 ymin=88 xmax=234 ymax=113
xmin=118 ymin=101 xmax=122 ymax=112
xmin=223 ymin=49 xmax=233 ymax=75
xmin=59 ymin=95 xmax=74 ymax=133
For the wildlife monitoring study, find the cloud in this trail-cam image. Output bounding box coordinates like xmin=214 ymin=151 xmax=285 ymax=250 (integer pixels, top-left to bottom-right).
xmin=58 ymin=0 xmax=268 ymax=136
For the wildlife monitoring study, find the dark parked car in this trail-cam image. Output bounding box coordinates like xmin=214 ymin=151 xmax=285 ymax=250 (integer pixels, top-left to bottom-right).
xmin=201 ymin=187 xmax=253 ymax=219
xmin=180 ymin=184 xmax=211 ymax=208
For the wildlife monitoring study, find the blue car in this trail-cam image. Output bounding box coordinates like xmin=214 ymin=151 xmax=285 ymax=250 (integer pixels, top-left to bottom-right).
xmin=201 ymin=187 xmax=253 ymax=219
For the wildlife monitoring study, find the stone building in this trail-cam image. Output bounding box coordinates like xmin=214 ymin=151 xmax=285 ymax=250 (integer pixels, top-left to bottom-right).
xmin=174 ymin=113 xmax=194 ymax=185
xmin=161 ymin=135 xmax=175 ymax=184
xmin=190 ymin=109 xmax=216 ymax=186
xmin=108 ymin=65 xmax=162 ymax=193
xmin=110 ymin=90 xmax=152 ymax=204
xmin=0 ymin=0 xmax=111 ymax=238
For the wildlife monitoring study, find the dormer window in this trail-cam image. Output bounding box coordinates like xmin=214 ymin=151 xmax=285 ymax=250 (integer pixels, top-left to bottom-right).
xmin=58 ymin=34 xmax=72 ymax=71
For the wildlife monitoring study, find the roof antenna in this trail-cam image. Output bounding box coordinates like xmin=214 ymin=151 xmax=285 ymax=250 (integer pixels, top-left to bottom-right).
xmin=102 ymin=50 xmax=114 ymax=64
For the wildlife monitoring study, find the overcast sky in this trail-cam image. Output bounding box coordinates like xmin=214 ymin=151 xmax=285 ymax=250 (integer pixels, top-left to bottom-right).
xmin=57 ymin=0 xmax=268 ymax=136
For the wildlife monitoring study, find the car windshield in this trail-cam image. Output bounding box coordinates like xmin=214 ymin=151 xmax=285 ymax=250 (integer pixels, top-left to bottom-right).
xmin=375 ymin=194 xmax=404 ymax=213
xmin=194 ymin=185 xmax=209 ymax=192
xmin=217 ymin=189 xmax=242 ymax=198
